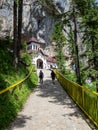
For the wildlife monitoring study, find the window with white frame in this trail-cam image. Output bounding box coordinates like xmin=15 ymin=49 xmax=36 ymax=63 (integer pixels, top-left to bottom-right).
xmin=33 ymin=44 xmax=36 ymax=50
xmin=33 ymin=43 xmax=38 ymax=50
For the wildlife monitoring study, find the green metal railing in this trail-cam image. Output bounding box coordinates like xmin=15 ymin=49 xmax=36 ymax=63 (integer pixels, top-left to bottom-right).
xmin=54 ymin=69 xmax=98 ymax=128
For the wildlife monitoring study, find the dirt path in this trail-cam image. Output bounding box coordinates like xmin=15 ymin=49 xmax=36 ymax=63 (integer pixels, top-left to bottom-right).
xmin=6 ymin=69 xmax=95 ymax=130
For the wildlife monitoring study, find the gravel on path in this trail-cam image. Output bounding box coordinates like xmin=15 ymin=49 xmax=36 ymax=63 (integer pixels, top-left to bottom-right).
xmin=6 ymin=69 xmax=95 ymax=130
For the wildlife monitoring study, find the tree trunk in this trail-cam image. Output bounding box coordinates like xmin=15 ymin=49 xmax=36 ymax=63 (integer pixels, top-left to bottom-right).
xmin=91 ymin=36 xmax=96 ymax=67
xmin=73 ymin=7 xmax=82 ymax=85
xmin=13 ymin=1 xmax=18 ymax=70
xmin=91 ymin=36 xmax=98 ymax=92
xmin=18 ymin=0 xmax=23 ymax=58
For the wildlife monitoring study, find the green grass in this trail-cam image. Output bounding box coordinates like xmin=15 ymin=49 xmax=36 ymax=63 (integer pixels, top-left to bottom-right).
xmin=0 ymin=40 xmax=38 ymax=130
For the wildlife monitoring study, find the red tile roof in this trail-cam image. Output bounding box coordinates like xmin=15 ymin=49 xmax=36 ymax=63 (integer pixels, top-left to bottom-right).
xmin=27 ymin=37 xmax=40 ymax=44
xmin=46 ymin=57 xmax=56 ymax=63
xmin=38 ymin=48 xmax=48 ymax=57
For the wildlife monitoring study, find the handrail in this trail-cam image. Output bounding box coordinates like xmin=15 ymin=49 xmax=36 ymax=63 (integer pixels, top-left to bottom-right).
xmin=0 ymin=66 xmax=34 ymax=95
xmin=54 ymin=69 xmax=98 ymax=128
xmin=54 ymin=69 xmax=98 ymax=96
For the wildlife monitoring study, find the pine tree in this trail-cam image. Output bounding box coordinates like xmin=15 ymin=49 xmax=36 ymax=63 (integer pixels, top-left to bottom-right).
xmin=13 ymin=0 xmax=18 ymax=70
xmin=13 ymin=0 xmax=23 ymax=70
xmin=61 ymin=1 xmax=82 ymax=84
xmin=51 ymin=22 xmax=66 ymax=73
xmin=18 ymin=0 xmax=23 ymax=58
xmin=74 ymin=0 xmax=98 ymax=90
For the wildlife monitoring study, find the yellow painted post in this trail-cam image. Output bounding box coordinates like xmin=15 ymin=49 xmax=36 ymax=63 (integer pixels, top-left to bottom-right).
xmin=82 ymin=88 xmax=84 ymax=108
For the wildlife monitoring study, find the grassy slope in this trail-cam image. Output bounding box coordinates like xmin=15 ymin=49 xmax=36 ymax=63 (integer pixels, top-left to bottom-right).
xmin=0 ymin=41 xmax=38 ymax=130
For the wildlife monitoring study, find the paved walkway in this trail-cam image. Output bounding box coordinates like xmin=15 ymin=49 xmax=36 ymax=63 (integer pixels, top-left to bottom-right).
xmin=6 ymin=69 xmax=95 ymax=130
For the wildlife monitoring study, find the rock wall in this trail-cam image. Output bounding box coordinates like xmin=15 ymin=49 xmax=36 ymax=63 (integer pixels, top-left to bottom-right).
xmin=0 ymin=0 xmax=68 ymax=43
xmin=0 ymin=0 xmax=13 ymax=39
xmin=22 ymin=0 xmax=56 ymax=44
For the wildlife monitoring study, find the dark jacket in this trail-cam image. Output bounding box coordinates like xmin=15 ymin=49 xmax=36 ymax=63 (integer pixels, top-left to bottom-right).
xmin=51 ymin=71 xmax=55 ymax=80
xmin=39 ymin=70 xmax=44 ymax=79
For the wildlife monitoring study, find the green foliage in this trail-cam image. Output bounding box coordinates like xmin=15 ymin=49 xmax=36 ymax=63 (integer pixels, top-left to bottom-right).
xmin=51 ymin=22 xmax=66 ymax=44
xmin=0 ymin=71 xmax=38 ymax=130
xmin=63 ymin=0 xmax=98 ymax=87
xmin=83 ymin=82 xmax=96 ymax=91
xmin=51 ymin=22 xmax=66 ymax=72
xmin=0 ymin=40 xmax=38 ymax=130
xmin=77 ymin=0 xmax=98 ymax=86
xmin=48 ymin=0 xmax=98 ymax=90
xmin=21 ymin=52 xmax=31 ymax=65
xmin=51 ymin=22 xmax=77 ymax=82
xmin=38 ymin=0 xmax=59 ymax=17
xmin=56 ymin=50 xmax=65 ymax=73
xmin=0 ymin=39 xmax=14 ymax=89
xmin=64 ymin=69 xmax=77 ymax=82
xmin=20 ymin=41 xmax=32 ymax=65
xmin=14 ymin=0 xmax=19 ymax=5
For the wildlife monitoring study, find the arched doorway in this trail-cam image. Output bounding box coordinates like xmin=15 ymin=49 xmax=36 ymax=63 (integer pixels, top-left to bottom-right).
xmin=37 ymin=59 xmax=43 ymax=69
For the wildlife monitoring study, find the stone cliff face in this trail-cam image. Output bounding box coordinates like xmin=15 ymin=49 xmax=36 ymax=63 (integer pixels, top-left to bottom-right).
xmin=22 ymin=0 xmax=56 ymax=44
xmin=0 ymin=0 xmax=68 ymax=44
xmin=0 ymin=0 xmax=13 ymax=39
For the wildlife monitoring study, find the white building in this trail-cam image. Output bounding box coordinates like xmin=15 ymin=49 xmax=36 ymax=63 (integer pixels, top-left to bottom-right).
xmin=27 ymin=37 xmax=57 ymax=69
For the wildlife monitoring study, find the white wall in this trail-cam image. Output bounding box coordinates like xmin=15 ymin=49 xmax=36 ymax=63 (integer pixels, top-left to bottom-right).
xmin=32 ymin=54 xmax=47 ymax=69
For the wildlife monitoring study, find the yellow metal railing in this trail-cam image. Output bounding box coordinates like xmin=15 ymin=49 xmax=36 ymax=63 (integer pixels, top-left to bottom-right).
xmin=0 ymin=66 xmax=34 ymax=95
xmin=54 ymin=69 xmax=98 ymax=128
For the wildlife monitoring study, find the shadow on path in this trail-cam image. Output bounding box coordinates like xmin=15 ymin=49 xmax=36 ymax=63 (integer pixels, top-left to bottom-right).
xmin=36 ymin=78 xmax=96 ymax=129
xmin=6 ymin=115 xmax=32 ymax=130
xmin=37 ymin=79 xmax=83 ymax=118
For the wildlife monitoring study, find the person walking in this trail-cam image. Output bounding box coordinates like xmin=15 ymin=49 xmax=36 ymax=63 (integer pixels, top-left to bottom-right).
xmin=39 ymin=70 xmax=44 ymax=84
xmin=51 ymin=70 xmax=56 ymax=84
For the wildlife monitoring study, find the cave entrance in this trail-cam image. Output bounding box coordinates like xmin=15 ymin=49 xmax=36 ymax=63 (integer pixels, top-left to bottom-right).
xmin=37 ymin=59 xmax=43 ymax=69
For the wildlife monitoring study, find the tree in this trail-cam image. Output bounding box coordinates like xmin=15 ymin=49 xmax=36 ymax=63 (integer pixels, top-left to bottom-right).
xmin=72 ymin=6 xmax=82 ymax=85
xmin=74 ymin=0 xmax=98 ymax=90
xmin=40 ymin=0 xmax=82 ymax=84
xmin=13 ymin=0 xmax=23 ymax=69
xmin=39 ymin=0 xmax=60 ymax=16
xmin=18 ymin=0 xmax=23 ymax=58
xmin=51 ymin=22 xmax=66 ymax=73
xmin=61 ymin=1 xmax=82 ymax=84
xmin=13 ymin=0 xmax=18 ymax=69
